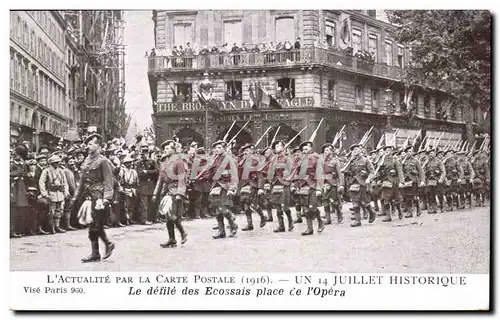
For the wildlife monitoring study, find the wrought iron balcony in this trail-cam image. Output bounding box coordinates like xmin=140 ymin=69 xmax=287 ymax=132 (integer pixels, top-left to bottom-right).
xmin=147 ymin=48 xmax=405 ymax=80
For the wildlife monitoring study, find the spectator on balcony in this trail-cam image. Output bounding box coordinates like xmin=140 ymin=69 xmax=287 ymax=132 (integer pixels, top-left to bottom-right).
xmin=235 ymin=90 xmax=242 ymax=101
xmin=276 ymin=86 xmax=283 ymax=99
xmin=294 ymin=37 xmax=301 ymax=50
xmin=283 ymin=88 xmax=292 ymax=99
xmin=149 ymin=48 xmax=156 ymax=57
xmin=225 ymin=88 xmax=233 ymax=101
xmin=157 ymin=45 xmax=167 ymax=68
xmin=329 ymin=89 xmax=336 ymax=101
xmin=185 ymin=43 xmax=193 ymax=55
xmin=211 ymin=45 xmax=219 ymax=54
xmin=251 ymin=44 xmax=260 ymax=53
xmin=200 ymin=45 xmax=210 ymax=68
xmin=231 ymin=43 xmax=241 ymax=65
xmin=200 ymin=45 xmax=210 ymax=55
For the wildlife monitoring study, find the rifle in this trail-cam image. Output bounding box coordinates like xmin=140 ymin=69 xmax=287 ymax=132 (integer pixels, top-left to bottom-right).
xmin=308 ymin=118 xmax=324 ymax=143
xmin=284 ymin=127 xmax=308 ymax=149
xmin=468 ymin=140 xmax=477 ymax=157
xmin=223 ymin=121 xmax=237 ymax=142
xmin=255 ymin=126 xmax=273 ymax=148
xmin=227 ymin=121 xmax=250 ymax=145
xmin=433 ymin=132 xmax=445 ymax=149
xmin=270 ymin=126 xmax=281 ymax=146
xmin=332 ymin=124 xmax=346 ymax=147
xmin=369 ymin=153 xmax=387 ymax=181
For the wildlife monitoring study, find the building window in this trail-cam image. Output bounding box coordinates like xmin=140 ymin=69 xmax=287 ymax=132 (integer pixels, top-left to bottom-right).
xmin=368 ymin=34 xmax=378 ymax=62
xmin=173 ymin=23 xmax=192 ymax=47
xmin=16 ymin=16 xmax=21 ymax=41
xmin=10 ymin=55 xmax=14 ymax=88
xmin=367 ymin=10 xmax=377 ymax=18
xmin=16 ymin=59 xmax=21 ymax=91
xmin=397 ymin=44 xmax=404 ymax=68
xmin=23 ymin=22 xmax=28 ymax=46
xmin=371 ymin=88 xmax=380 ymax=109
xmin=27 ymin=67 xmax=32 ymax=98
xmin=325 ymin=21 xmax=336 ymax=47
xmin=328 ymin=80 xmax=337 ymax=101
xmin=10 ymin=103 xmax=15 ymax=122
xmin=19 ymin=107 xmax=24 ymax=125
xmin=411 ymin=94 xmax=418 ymax=112
xmin=424 ymin=95 xmax=430 ymax=117
xmin=174 ymin=83 xmax=192 ymax=103
xmin=20 ymin=62 xmax=26 ymax=95
xmin=275 ymin=17 xmax=295 ymax=43
xmin=223 ymin=20 xmax=243 ymax=46
xmin=385 ymin=40 xmax=393 ymax=66
xmin=355 ymin=86 xmax=364 ymax=106
xmin=399 ymin=91 xmax=406 ymax=112
xmin=30 ymin=31 xmax=35 ymax=53
xmin=34 ymin=71 xmax=39 ymax=102
xmin=352 ymin=29 xmax=362 ymax=53
xmin=276 ymin=78 xmax=295 ymax=99
xmin=225 ymin=81 xmax=242 ymax=101
xmin=25 ymin=107 xmax=30 ymax=126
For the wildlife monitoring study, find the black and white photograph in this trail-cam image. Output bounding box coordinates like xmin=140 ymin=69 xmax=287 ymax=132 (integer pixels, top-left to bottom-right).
xmin=7 ymin=8 xmax=491 ymax=311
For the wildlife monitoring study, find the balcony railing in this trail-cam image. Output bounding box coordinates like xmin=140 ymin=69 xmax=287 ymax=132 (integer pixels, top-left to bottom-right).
xmin=148 ymin=48 xmax=404 ymax=80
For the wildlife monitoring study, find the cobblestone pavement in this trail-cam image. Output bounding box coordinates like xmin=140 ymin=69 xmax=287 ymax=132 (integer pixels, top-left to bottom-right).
xmin=10 ymin=206 xmax=490 ymax=273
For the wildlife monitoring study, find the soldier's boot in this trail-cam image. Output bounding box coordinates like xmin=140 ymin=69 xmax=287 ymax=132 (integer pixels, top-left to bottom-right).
xmin=335 ymin=204 xmax=343 ymax=223
xmin=324 ymin=204 xmax=332 ymax=225
xmin=161 ymin=220 xmax=177 ymax=247
xmin=54 ymin=217 xmax=66 ymax=233
xmin=351 ymin=206 xmax=361 ymax=227
xmin=366 ymin=204 xmax=376 ymax=223
xmin=415 ymin=197 xmax=422 ymax=216
xmin=382 ymin=203 xmax=392 ymax=222
xmin=373 ymin=200 xmax=380 ymax=212
xmin=467 ymin=193 xmax=473 ymax=209
xmin=175 ymin=219 xmax=187 ymax=244
xmin=293 ymin=205 xmax=303 ymax=224
xmin=301 ymin=212 xmax=314 ymax=236
xmin=404 ymin=199 xmax=414 ymax=218
xmin=396 ymin=203 xmax=403 ymax=220
xmin=213 ymin=216 xmax=226 ymax=239
xmin=273 ymin=209 xmax=286 ymax=233
xmin=316 ymin=209 xmax=325 ymax=233
xmin=242 ymin=211 xmax=254 ymax=231
xmin=82 ymin=232 xmax=101 ymax=263
xmin=266 ymin=208 xmax=273 ymax=222
xmin=428 ymin=198 xmax=438 ymax=214
xmin=99 ymin=230 xmax=115 ymax=259
xmin=446 ymin=196 xmax=454 ymax=211
xmin=226 ymin=212 xmax=238 ymax=237
xmin=64 ymin=213 xmax=77 ymax=231
xmin=439 ymin=196 xmax=445 ymax=213
xmin=285 ymin=209 xmax=294 ymax=231
xmin=362 ymin=206 xmax=368 ymax=220
xmin=256 ymin=208 xmax=267 ymax=228
xmin=37 ymin=225 xmax=49 ymax=235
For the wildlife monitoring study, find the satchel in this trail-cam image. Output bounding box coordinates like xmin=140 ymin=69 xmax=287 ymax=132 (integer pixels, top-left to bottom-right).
xmin=349 ymin=184 xmax=360 ymax=192
xmin=381 ymin=181 xmax=393 ymax=188
xmin=271 ymin=185 xmax=284 ymax=194
xmin=427 ymin=180 xmax=437 ymax=186
xmin=296 ymin=186 xmax=311 ymax=195
xmin=263 ymin=183 xmax=271 ymax=191
xmin=240 ymin=185 xmax=252 ymax=194
xmin=210 ymin=186 xmax=222 ymax=196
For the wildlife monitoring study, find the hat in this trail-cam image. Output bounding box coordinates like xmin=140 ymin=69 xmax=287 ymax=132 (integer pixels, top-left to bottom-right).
xmin=383 ymin=145 xmax=394 ymax=150
xmin=349 ymin=143 xmax=362 ymax=151
xmin=292 ymin=147 xmax=301 ymax=153
xmin=26 ymin=152 xmax=35 ymax=160
xmin=15 ymin=144 xmax=28 ymax=157
xmin=26 ymin=159 xmax=37 ymax=166
xmin=369 ymin=150 xmax=378 ymax=155
xmin=84 ymin=133 xmax=103 ymax=145
xmin=436 ymin=149 xmax=444 ymax=156
xmin=140 ymin=145 xmax=149 ymax=151
xmin=321 ymin=143 xmax=333 ymax=153
xmin=457 ymin=150 xmax=467 ymax=155
xmin=403 ymin=146 xmax=413 ymax=153
xmin=444 ymin=149 xmax=455 ymax=155
xmin=48 ymin=155 xmax=62 ymax=164
xmin=239 ymin=143 xmax=254 ymax=152
xmin=196 ymin=147 xmax=206 ymax=154
xmin=299 ymin=141 xmax=313 ymax=150
xmin=38 ymin=145 xmax=50 ymax=152
xmin=260 ymin=147 xmax=270 ymax=155
xmin=106 ymin=145 xmax=118 ymax=153
xmin=212 ymin=140 xmax=227 ymax=148
xmin=35 ymin=154 xmax=47 ymax=160
xmin=122 ymin=156 xmax=134 ymax=164
xmin=271 ymin=140 xmax=285 ymax=149
xmin=161 ymin=139 xmax=175 ymax=149
xmin=190 ymin=141 xmax=198 ymax=148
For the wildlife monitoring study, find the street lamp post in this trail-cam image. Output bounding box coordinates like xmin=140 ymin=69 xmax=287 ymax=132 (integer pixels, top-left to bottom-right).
xmin=199 ymin=72 xmax=214 ymax=149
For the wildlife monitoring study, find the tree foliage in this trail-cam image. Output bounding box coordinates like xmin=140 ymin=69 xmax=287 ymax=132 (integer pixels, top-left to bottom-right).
xmin=386 ymin=10 xmax=491 ymax=113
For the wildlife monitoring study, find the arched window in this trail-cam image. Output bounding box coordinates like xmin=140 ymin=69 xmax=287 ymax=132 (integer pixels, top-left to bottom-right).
xmin=224 ymin=81 xmax=242 ymax=101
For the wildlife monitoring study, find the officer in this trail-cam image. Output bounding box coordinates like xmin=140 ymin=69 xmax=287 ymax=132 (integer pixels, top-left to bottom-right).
xmin=39 ymin=155 xmax=69 ymax=234
xmin=424 ymin=149 xmax=446 ymax=214
xmin=343 ymin=143 xmax=375 ymax=227
xmin=152 ymin=143 xmax=188 ymax=248
xmin=321 ymin=143 xmax=344 ymax=224
xmin=443 ymin=149 xmax=464 ymax=211
xmin=71 ymin=133 xmax=115 ymax=263
xmin=400 ymin=146 xmax=425 ymax=218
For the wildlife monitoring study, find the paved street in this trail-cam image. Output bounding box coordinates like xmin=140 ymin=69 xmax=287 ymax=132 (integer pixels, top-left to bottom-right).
xmin=10 ymin=206 xmax=490 ymax=273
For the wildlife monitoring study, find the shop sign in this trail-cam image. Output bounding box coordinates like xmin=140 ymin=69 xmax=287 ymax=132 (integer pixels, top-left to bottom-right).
xmin=157 ymin=97 xmax=315 ymax=113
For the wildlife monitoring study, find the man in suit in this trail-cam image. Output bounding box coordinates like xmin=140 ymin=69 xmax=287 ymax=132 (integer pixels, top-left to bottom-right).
xmin=136 ymin=145 xmax=159 ymax=224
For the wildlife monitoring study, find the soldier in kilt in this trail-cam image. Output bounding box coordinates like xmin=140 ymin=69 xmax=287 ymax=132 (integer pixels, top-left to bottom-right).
xmin=343 ymin=144 xmax=375 ymax=227
xmin=443 ymin=149 xmax=464 ymax=211
xmin=260 ymin=147 xmax=274 ymax=222
xmin=376 ymin=146 xmax=404 ymax=222
xmin=190 ymin=147 xmax=212 ymax=218
xmin=400 ymin=146 xmax=425 ymax=218
xmin=152 ymin=143 xmax=188 ymax=248
xmin=238 ymin=143 xmax=267 ymax=231
xmin=268 ymin=140 xmax=294 ymax=232
xmin=369 ymin=149 xmax=381 ymax=214
xmin=424 ymin=149 xmax=446 ymax=214
xmin=207 ymin=140 xmax=239 ymax=239
xmin=321 ymin=143 xmax=344 ymax=224
xmin=457 ymin=150 xmax=475 ymax=209
xmin=291 ymin=147 xmax=304 ymax=224
xmin=471 ymin=150 xmax=490 ymax=206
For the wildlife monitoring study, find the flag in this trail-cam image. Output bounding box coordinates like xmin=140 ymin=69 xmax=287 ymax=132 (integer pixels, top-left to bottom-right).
xmin=339 ymin=12 xmax=352 ymax=50
xmin=256 ymin=84 xmax=282 ymax=109
xmin=249 ymin=82 xmax=256 ymax=109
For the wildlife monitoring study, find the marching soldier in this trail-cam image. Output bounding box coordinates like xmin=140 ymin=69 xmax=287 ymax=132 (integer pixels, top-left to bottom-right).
xmin=190 ymin=147 xmax=212 ymax=219
xmin=291 ymin=147 xmax=304 ymax=224
xmin=424 ymin=149 xmax=446 ymax=214
xmin=71 ymin=133 xmax=115 ymax=263
xmin=321 ymin=143 xmax=344 ymax=224
xmin=206 ymin=140 xmax=239 ymax=239
xmin=39 ymin=155 xmax=69 ymax=234
xmin=471 ymin=150 xmax=490 ymax=206
xmin=376 ymin=146 xmax=404 ymax=222
xmin=152 ymin=143 xmax=188 ymax=248
xmin=239 ymin=143 xmax=267 ymax=231
xmin=260 ymin=147 xmax=274 ymax=222
xmin=268 ymin=140 xmax=294 ymax=233
xmin=369 ymin=149 xmax=381 ymax=214
xmin=400 ymin=146 xmax=425 ymax=218
xmin=416 ymin=150 xmax=429 ymax=213
xmin=443 ymin=149 xmax=464 ymax=211
xmin=343 ymin=143 xmax=375 ymax=227
xmin=292 ymin=141 xmax=324 ymax=236
xmin=457 ymin=150 xmax=475 ymax=209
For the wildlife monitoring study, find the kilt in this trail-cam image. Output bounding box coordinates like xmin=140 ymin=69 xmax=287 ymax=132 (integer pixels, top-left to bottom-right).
xmin=444 ymin=179 xmax=461 ymax=194
xmin=472 ymin=177 xmax=486 ymax=193
xmin=401 ymin=181 xmax=418 ymax=197
xmin=349 ymin=184 xmax=370 ymax=203
xmin=208 ymin=187 xmax=233 ymax=207
xmin=239 ymin=185 xmax=259 ymax=205
xmin=269 ymin=184 xmax=291 ymax=206
xmin=322 ymin=184 xmax=340 ymax=204
xmin=380 ymin=185 xmax=402 ymax=202
xmin=89 ymin=202 xmax=110 ymax=232
xmin=159 ymin=194 xmax=184 ymax=220
xmin=297 ymin=189 xmax=320 ymax=207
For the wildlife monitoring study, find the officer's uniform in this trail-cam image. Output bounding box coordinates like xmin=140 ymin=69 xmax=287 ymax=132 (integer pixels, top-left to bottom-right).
xmin=376 ymin=146 xmax=404 ymax=222
xmin=443 ymin=150 xmax=464 ymax=210
xmin=321 ymin=143 xmax=345 ymax=224
xmin=424 ymin=150 xmax=446 ymax=213
xmin=136 ymin=147 xmax=159 ymax=224
xmin=401 ymin=147 xmax=425 ymax=217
